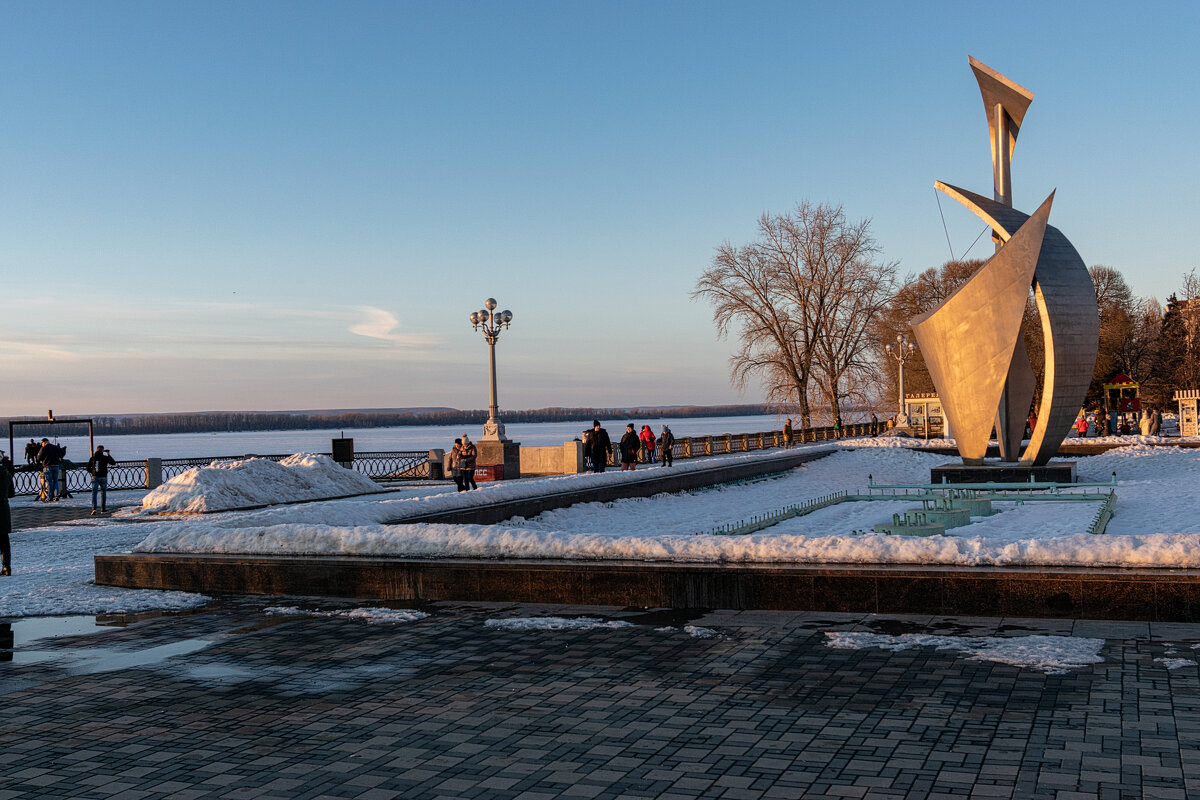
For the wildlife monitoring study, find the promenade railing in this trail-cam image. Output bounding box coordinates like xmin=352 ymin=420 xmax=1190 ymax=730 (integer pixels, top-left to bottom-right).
xmin=9 ymin=423 xmax=876 ymax=496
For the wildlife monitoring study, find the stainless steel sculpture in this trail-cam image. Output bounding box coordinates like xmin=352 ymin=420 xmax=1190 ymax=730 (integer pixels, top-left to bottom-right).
xmin=910 ymin=58 xmax=1099 ymax=468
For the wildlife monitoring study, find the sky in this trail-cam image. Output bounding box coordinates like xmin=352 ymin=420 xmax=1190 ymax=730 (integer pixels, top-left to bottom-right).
xmin=1 ymin=1 xmax=1196 ymax=416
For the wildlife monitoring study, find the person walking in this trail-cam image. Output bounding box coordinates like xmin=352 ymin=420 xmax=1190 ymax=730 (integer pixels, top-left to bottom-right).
xmin=590 ymin=420 xmax=612 ymax=473
xmin=833 ymin=415 xmax=843 ymax=439
xmin=36 ymin=438 xmax=64 ymax=502
xmin=619 ymin=424 xmax=640 ymax=471
xmin=1075 ymin=415 xmax=1089 ymax=438
xmin=639 ymin=425 xmax=656 ymax=464
xmin=0 ymin=457 xmax=11 ymax=576
xmin=449 ymin=438 xmax=465 ymax=491
xmin=23 ymin=439 xmax=38 ymax=465
xmin=459 ymin=434 xmax=478 ymax=490
xmin=782 ymin=419 xmax=794 ymax=449
xmin=871 ymin=413 xmax=879 ymax=437
xmin=581 ymin=430 xmax=593 ymax=472
xmin=87 ymin=445 xmax=117 ymax=515
xmin=659 ymin=425 xmax=675 ymax=467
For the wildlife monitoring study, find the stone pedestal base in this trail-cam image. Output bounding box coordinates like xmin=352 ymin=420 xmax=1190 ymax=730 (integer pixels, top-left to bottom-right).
xmin=931 ymin=461 xmax=1077 ymax=485
xmin=477 ymin=439 xmax=521 ymax=481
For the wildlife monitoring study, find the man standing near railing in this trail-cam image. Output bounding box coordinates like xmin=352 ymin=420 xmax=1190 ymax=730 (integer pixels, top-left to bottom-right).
xmin=88 ymin=445 xmax=117 ymax=515
xmin=36 ymin=438 xmax=64 ymax=502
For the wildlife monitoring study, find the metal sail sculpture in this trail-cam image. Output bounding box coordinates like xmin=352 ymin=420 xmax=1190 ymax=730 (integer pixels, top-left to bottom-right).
xmin=910 ymin=58 xmax=1099 ymax=468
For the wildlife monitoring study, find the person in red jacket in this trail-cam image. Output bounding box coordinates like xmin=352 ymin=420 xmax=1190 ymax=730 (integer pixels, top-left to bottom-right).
xmin=639 ymin=425 xmax=656 ymax=464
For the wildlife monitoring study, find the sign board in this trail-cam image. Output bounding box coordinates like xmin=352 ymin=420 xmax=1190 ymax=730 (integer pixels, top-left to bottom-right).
xmin=1180 ymin=399 xmax=1199 ymax=438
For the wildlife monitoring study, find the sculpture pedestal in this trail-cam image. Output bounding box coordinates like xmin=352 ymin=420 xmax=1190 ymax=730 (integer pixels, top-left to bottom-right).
xmin=477 ymin=440 xmax=521 ymax=481
xmin=930 ymin=461 xmax=1077 ymax=485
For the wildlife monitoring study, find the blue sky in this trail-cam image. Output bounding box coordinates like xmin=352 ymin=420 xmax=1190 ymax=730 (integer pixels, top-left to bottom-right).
xmin=1 ymin=1 xmax=1195 ymax=415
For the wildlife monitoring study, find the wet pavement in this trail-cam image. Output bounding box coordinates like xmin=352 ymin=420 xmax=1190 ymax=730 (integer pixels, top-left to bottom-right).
xmin=1 ymin=600 xmax=1198 ymax=799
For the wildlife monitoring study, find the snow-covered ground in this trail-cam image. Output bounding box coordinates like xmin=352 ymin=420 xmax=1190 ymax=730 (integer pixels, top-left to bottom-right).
xmin=5 ymin=440 xmax=1200 ymax=620
xmin=124 ymin=442 xmax=1200 ymax=568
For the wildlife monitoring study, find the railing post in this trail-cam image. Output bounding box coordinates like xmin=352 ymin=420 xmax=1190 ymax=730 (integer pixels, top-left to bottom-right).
xmin=427 ymin=449 xmax=444 ymax=480
xmin=145 ymin=458 xmax=162 ymax=489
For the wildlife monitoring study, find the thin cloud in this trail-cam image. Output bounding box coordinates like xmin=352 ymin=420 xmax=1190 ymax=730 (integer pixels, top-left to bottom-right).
xmin=349 ymin=306 xmax=440 ymax=347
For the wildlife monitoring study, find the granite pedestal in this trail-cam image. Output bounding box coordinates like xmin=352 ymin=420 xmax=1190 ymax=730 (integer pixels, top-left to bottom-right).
xmin=931 ymin=460 xmax=1077 ymax=484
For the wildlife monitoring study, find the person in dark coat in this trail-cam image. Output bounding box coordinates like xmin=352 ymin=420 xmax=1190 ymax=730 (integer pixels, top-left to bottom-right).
xmin=619 ymin=424 xmax=640 ymax=471
xmin=782 ymin=418 xmax=794 ymax=449
xmin=659 ymin=426 xmax=675 ymax=467
xmin=449 ymin=438 xmax=465 ymax=492
xmin=1 ymin=459 xmax=13 ymax=576
xmin=36 ymin=438 xmax=64 ymax=502
xmin=590 ymin=420 xmax=612 ymax=473
xmin=87 ymin=445 xmax=117 ymax=515
xmin=24 ymin=439 xmax=38 ymax=465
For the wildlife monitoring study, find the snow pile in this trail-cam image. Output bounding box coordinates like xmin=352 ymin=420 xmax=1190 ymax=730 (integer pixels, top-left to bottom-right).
xmin=264 ymin=605 xmax=429 ymax=624
xmin=484 ymin=616 xmax=635 ymax=631
xmin=825 ymin=631 xmax=1105 ymax=674
xmin=141 ymin=453 xmax=382 ymax=513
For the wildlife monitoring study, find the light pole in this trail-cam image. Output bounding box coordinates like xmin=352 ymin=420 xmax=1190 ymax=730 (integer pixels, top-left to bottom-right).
xmin=886 ymin=333 xmax=917 ymax=427
xmin=469 ymin=298 xmax=513 ymax=441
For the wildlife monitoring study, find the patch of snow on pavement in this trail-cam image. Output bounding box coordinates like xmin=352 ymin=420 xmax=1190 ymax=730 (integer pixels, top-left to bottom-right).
xmin=264 ymin=606 xmax=430 ymax=624
xmin=1155 ymin=658 xmax=1197 ymax=670
xmin=825 ymin=631 xmax=1105 ymax=674
xmin=484 ymin=617 xmax=636 ymax=631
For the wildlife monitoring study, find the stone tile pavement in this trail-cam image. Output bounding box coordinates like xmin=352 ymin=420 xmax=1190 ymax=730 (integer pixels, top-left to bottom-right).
xmin=2 ymin=601 xmax=1199 ymax=799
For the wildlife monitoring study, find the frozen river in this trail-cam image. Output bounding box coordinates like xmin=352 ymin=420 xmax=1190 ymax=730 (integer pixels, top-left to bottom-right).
xmin=11 ymin=413 xmax=789 ymax=461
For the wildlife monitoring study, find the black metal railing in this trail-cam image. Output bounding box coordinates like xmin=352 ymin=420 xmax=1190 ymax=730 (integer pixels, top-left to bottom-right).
xmin=11 ymin=450 xmax=432 ymax=497
xmin=596 ymin=422 xmax=875 ymax=467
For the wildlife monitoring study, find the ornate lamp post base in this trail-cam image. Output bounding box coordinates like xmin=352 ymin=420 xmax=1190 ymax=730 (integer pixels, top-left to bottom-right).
xmin=482 ymin=419 xmax=507 ymax=442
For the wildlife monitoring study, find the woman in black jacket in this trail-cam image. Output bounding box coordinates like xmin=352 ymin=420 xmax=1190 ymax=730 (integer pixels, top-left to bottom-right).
xmin=619 ymin=424 xmax=640 ymax=471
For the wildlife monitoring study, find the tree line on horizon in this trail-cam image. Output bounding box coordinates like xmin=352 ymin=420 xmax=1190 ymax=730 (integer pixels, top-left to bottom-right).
xmin=1 ymin=404 xmax=778 ymax=438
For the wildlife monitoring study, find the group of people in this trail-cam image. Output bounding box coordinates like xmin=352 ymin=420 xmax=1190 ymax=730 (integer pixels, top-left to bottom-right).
xmin=582 ymin=420 xmax=674 ymax=473
xmin=1074 ymin=408 xmax=1163 ymax=437
xmin=19 ymin=437 xmax=117 ymax=510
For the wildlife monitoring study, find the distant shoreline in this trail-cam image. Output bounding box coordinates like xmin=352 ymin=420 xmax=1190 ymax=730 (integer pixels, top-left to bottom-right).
xmin=5 ymin=404 xmax=788 ymax=437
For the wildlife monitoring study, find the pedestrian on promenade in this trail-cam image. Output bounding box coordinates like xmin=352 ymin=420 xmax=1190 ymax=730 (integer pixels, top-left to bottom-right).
xmin=871 ymin=413 xmax=879 ymax=437
xmin=640 ymin=425 xmax=656 ymax=464
xmin=36 ymin=438 xmax=64 ymax=502
xmin=590 ymin=421 xmax=612 ymax=473
xmin=1026 ymin=411 xmax=1037 ymax=438
xmin=834 ymin=415 xmax=843 ymax=439
xmin=0 ymin=456 xmax=11 ymax=576
xmin=620 ymin=424 xmax=640 ymax=471
xmin=782 ymin=419 xmax=794 ymax=449
xmin=23 ymin=439 xmax=38 ymax=465
xmin=659 ymin=425 xmax=675 ymax=467
xmin=1075 ymin=415 xmax=1089 ymax=438
xmin=459 ymin=434 xmax=478 ymax=490
xmin=87 ymin=445 xmax=117 ymax=515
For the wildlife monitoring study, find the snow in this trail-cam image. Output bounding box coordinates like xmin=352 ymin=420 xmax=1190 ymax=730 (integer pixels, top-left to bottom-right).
xmin=9 ymin=440 xmax=1200 ymax=622
xmin=825 ymin=631 xmax=1106 ymax=675
xmin=140 ymin=452 xmax=383 ymax=513
xmin=123 ymin=444 xmax=1200 ymax=568
xmin=264 ymin=606 xmax=430 ymax=624
xmin=484 ymin=616 xmax=636 ymax=631
xmin=1154 ymin=657 xmax=1197 ymax=670
xmin=0 ymin=519 xmax=208 ymax=618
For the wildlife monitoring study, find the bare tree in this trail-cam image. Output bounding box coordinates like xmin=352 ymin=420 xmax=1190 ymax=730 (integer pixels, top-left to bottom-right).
xmin=694 ymin=202 xmax=896 ymax=426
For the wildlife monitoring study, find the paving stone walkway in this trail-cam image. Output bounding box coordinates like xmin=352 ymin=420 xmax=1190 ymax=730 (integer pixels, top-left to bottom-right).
xmin=1 ymin=601 xmax=1198 ymax=799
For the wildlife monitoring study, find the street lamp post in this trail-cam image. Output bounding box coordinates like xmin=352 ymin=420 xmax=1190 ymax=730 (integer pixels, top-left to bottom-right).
xmin=886 ymin=334 xmax=917 ymax=427
xmin=469 ymin=298 xmax=513 ymax=441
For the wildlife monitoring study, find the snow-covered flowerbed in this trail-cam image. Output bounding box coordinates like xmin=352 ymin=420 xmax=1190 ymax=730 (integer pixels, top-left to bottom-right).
xmin=121 ymin=443 xmax=1200 ymax=569
xmin=141 ymin=452 xmax=383 ymax=513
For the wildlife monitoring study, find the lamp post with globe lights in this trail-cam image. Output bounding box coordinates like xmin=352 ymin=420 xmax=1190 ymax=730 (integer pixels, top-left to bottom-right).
xmin=469 ymin=299 xmax=513 ymax=442
xmin=886 ymin=334 xmax=917 ymax=427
